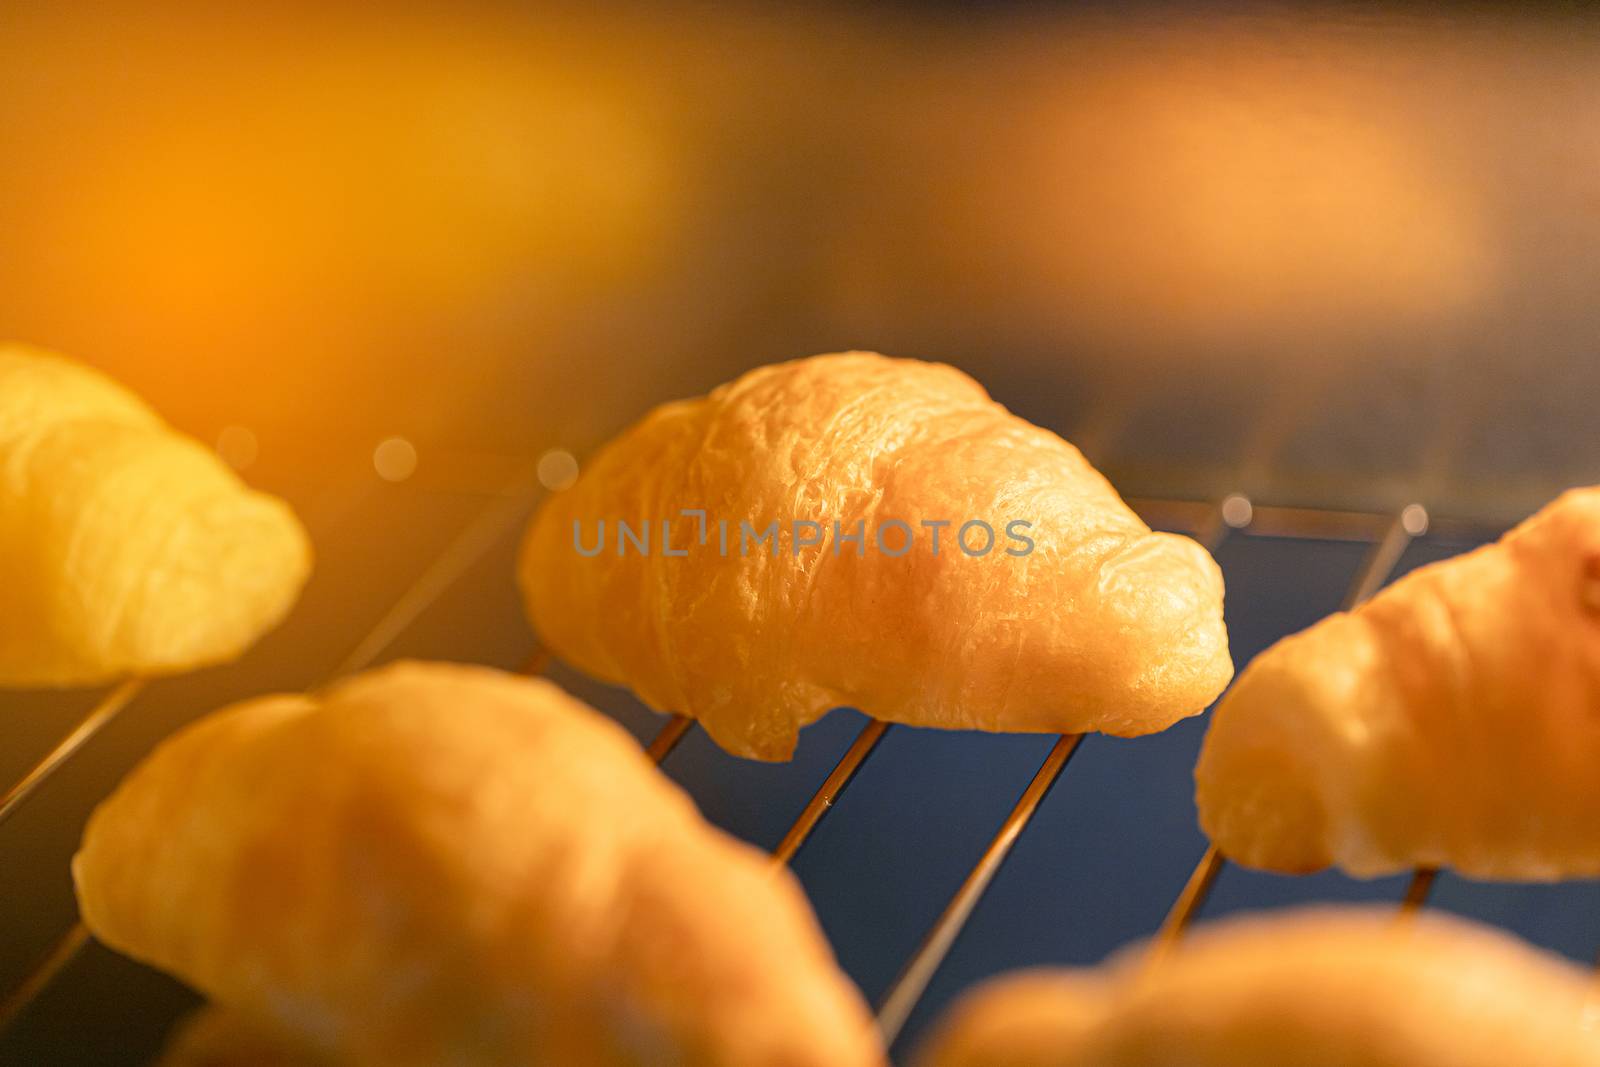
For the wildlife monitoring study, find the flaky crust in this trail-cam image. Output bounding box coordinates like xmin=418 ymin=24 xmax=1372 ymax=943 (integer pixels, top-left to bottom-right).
xmin=1197 ymin=487 xmax=1600 ymax=878
xmin=918 ymin=908 xmax=1600 ymax=1067
xmin=520 ymin=352 xmax=1231 ymax=759
xmin=0 ymin=344 xmax=311 ymax=687
xmin=74 ymin=662 xmax=884 ymax=1067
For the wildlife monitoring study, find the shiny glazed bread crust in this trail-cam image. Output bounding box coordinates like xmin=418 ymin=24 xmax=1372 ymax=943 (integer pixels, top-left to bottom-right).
xmin=917 ymin=908 xmax=1600 ymax=1067
xmin=1197 ymin=486 xmax=1600 ymax=878
xmin=0 ymin=344 xmax=310 ymax=687
xmin=521 ymin=352 xmax=1232 ymax=760
xmin=74 ymin=661 xmax=885 ymax=1067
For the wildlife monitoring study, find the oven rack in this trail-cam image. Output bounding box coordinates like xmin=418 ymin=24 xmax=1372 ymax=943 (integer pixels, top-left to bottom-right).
xmin=0 ymin=489 xmax=1556 ymax=1062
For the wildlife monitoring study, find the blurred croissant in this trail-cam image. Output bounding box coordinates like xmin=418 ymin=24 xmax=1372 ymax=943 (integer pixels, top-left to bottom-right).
xmin=520 ymin=352 xmax=1231 ymax=760
xmin=0 ymin=344 xmax=310 ymax=687
xmin=1197 ymin=487 xmax=1600 ymax=878
xmin=74 ymin=661 xmax=885 ymax=1067
xmin=918 ymin=908 xmax=1600 ymax=1067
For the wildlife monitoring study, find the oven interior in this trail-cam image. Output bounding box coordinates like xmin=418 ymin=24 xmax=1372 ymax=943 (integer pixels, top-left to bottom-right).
xmin=3 ymin=4 xmax=1600 ymax=1064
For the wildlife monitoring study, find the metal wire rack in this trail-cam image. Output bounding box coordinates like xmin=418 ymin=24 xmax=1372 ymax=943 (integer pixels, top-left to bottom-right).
xmin=0 ymin=484 xmax=1572 ymax=1064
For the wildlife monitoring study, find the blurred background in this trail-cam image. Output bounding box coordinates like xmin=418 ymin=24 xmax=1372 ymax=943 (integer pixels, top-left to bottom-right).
xmin=3 ymin=2 xmax=1600 ymax=1064
xmin=3 ymin=1 xmax=1599 ymax=518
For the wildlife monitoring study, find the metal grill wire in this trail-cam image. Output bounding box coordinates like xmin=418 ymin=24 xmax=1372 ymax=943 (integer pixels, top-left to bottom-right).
xmin=2 ymin=488 xmax=1591 ymax=1063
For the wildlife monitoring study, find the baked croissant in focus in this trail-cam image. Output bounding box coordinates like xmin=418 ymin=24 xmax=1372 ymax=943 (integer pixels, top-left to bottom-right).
xmin=0 ymin=344 xmax=311 ymax=687
xmin=917 ymin=908 xmax=1600 ymax=1067
xmin=520 ymin=352 xmax=1232 ymax=760
xmin=1197 ymin=486 xmax=1600 ymax=879
xmin=74 ymin=661 xmax=885 ymax=1067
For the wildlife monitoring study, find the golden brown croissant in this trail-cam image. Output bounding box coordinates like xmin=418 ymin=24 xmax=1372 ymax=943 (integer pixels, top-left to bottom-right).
xmin=917 ymin=908 xmax=1600 ymax=1067
xmin=1197 ymin=487 xmax=1600 ymax=879
xmin=74 ymin=661 xmax=885 ymax=1067
xmin=519 ymin=352 xmax=1231 ymax=760
xmin=0 ymin=344 xmax=311 ymax=687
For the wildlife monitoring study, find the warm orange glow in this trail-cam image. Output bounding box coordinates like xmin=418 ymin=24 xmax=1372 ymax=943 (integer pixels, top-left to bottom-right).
xmin=0 ymin=6 xmax=691 ymax=460
xmin=824 ymin=16 xmax=1512 ymax=351
xmin=0 ymin=5 xmax=1595 ymax=517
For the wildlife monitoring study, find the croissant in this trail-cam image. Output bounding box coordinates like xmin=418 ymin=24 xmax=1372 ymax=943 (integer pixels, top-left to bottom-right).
xmin=73 ymin=661 xmax=885 ymax=1067
xmin=1196 ymin=487 xmax=1600 ymax=879
xmin=917 ymin=908 xmax=1600 ymax=1067
xmin=0 ymin=344 xmax=311 ymax=687
xmin=519 ymin=352 xmax=1231 ymax=760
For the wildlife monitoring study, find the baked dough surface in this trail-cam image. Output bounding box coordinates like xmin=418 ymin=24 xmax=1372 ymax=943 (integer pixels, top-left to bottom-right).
xmin=0 ymin=344 xmax=310 ymax=686
xmin=918 ymin=908 xmax=1600 ymax=1067
xmin=521 ymin=352 xmax=1232 ymax=759
xmin=1197 ymin=487 xmax=1600 ymax=878
xmin=75 ymin=661 xmax=885 ymax=1067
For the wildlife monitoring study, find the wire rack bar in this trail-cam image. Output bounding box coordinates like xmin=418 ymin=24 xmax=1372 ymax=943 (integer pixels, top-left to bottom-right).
xmin=1399 ymin=868 xmax=1439 ymax=917
xmin=330 ymin=481 xmax=538 ymax=680
xmin=0 ymin=679 xmax=146 ymax=831
xmin=875 ymin=731 xmax=1085 ymax=1046
xmin=1154 ymin=843 xmax=1226 ymax=950
xmin=0 ymin=925 xmax=88 ymax=1035
xmin=645 ymin=714 xmax=695 ymax=766
xmin=772 ymin=719 xmax=892 ymax=866
xmin=1155 ymin=503 xmax=1427 ymax=945
xmin=1131 ymin=499 xmax=1489 ymax=546
xmin=1343 ymin=506 xmax=1429 ymax=610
